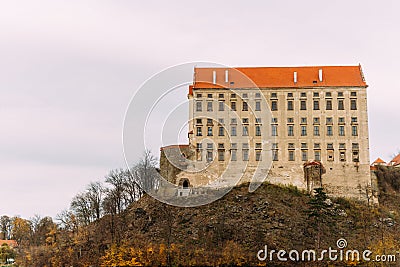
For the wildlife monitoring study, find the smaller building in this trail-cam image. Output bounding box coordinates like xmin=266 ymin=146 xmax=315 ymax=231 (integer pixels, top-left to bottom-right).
xmin=388 ymin=154 xmax=400 ymax=167
xmin=0 ymin=239 xmax=17 ymax=248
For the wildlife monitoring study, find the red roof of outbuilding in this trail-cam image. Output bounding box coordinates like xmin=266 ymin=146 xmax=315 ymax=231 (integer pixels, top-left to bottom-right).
xmin=389 ymin=154 xmax=400 ymax=166
xmin=191 ymin=65 xmax=367 ymax=91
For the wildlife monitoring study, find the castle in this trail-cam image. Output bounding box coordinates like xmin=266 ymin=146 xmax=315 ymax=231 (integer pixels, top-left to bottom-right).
xmin=160 ymin=65 xmax=377 ymax=202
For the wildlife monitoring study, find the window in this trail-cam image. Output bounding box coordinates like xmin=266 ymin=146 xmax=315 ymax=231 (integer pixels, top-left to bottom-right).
xmin=207 ymin=101 xmax=213 ymax=111
xmin=207 ymin=94 xmax=212 ymax=98
xmin=301 ymin=126 xmax=307 ymax=136
xmin=314 ymin=126 xmax=320 ymax=136
xmin=255 ymin=125 xmax=261 ymax=136
xmin=313 ymin=117 xmax=320 ymax=124
xmin=207 ymin=118 xmax=213 ymax=125
xmin=325 ymin=92 xmax=332 ymax=97
xmin=231 ymin=149 xmax=237 ymax=161
xmin=242 ymin=101 xmax=248 ymax=111
xmin=314 ymin=150 xmax=321 ymax=161
xmin=255 ymin=101 xmax=261 ymax=111
xmin=219 ymin=126 xmax=224 ymax=136
xmin=314 ymin=143 xmax=321 ymax=149
xmin=351 ymin=117 xmax=358 ymax=123
xmin=231 ymin=93 xmax=236 ymax=98
xmin=340 ymin=151 xmax=346 ymax=162
xmin=196 ymin=127 xmax=202 ymax=136
xmin=352 ymin=151 xmax=359 ymax=162
xmin=272 ymin=143 xmax=278 ymax=149
xmin=243 ymin=126 xmax=249 ymax=136
xmin=207 ymin=127 xmax=213 ymax=136
xmin=301 ymin=92 xmax=307 ymax=98
xmin=242 ymin=93 xmax=248 ymax=98
xmin=219 ymin=101 xmax=225 ymax=111
xmin=301 ymin=117 xmax=307 ymax=124
xmin=313 ymin=100 xmax=320 ymax=110
xmin=302 ymin=150 xmax=308 ymax=161
xmin=326 ymin=100 xmax=332 ymax=110
xmin=301 ymin=143 xmax=308 ymax=149
xmin=218 ymin=93 xmax=224 ymax=98
xmin=231 ymin=126 xmax=237 ymax=136
xmin=351 ymin=99 xmax=357 ymax=110
xmin=207 ymin=150 xmax=213 ymax=162
xmin=288 ymin=150 xmax=295 ymax=161
xmin=327 ymin=143 xmax=333 ymax=149
xmin=196 ymin=101 xmax=202 ymax=111
xmin=196 ymin=93 xmax=202 ymax=98
xmin=231 ymin=118 xmax=237 ymax=124
xmin=288 ymin=125 xmax=294 ymax=136
xmin=313 ymin=92 xmax=319 ymax=97
xmin=288 ymin=143 xmax=295 ymax=149
xmin=352 ymin=143 xmax=359 ymax=150
xmin=271 ymin=92 xmax=277 ymax=98
xmin=338 ymin=99 xmax=344 ymax=110
xmin=242 ymin=118 xmax=249 ymax=124
xmin=338 ymin=117 xmax=345 ymax=124
xmin=272 ymin=150 xmax=279 ymax=161
xmin=351 ymin=92 xmax=357 ymax=97
xmin=271 ymin=117 xmax=278 ymax=123
xmin=339 ymin=125 xmax=345 ymax=136
xmin=196 ymin=118 xmax=202 ymax=125
xmin=287 ymin=117 xmax=294 ymax=123
xmin=327 ymin=150 xmax=334 ymax=161
xmin=243 ymin=149 xmax=249 ymax=161
xmin=287 ymin=100 xmax=294 ymax=110
xmin=255 ymin=150 xmax=262 ymax=161
xmin=255 ymin=92 xmax=261 ymax=98
xmin=300 ymin=100 xmax=307 ymax=110
xmin=326 ymin=117 xmax=333 ymax=124
xmin=339 ymin=143 xmax=346 ymax=149
xmin=338 ymin=92 xmax=343 ymax=97
xmin=272 ymin=125 xmax=278 ymax=136
xmin=271 ymin=100 xmax=278 ymax=111
xmin=255 ymin=118 xmax=262 ymax=124
xmin=218 ymin=118 xmax=224 ymax=124
xmin=196 ymin=144 xmax=202 ymax=161
xmin=287 ymin=92 xmax=293 ymax=98
xmin=231 ymin=102 xmax=236 ymax=111
xmin=352 ymin=125 xmax=358 ymax=136
xmin=218 ymin=149 xmax=225 ymax=161
xmin=326 ymin=126 xmax=333 ymax=136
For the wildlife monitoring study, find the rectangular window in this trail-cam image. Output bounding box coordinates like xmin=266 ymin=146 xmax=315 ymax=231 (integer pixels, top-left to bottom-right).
xmin=326 ymin=117 xmax=333 ymax=124
xmin=255 ymin=92 xmax=261 ymax=98
xmin=327 ymin=150 xmax=334 ymax=161
xmin=301 ymin=143 xmax=308 ymax=149
xmin=302 ymin=150 xmax=308 ymax=161
xmin=242 ymin=118 xmax=249 ymax=124
xmin=207 ymin=101 xmax=213 ymax=111
xmin=231 ymin=101 xmax=236 ymax=111
xmin=231 ymin=149 xmax=237 ymax=161
xmin=314 ymin=150 xmax=321 ymax=161
xmin=326 ymin=100 xmax=332 ymax=110
xmin=301 ymin=117 xmax=307 ymax=124
xmin=338 ymin=99 xmax=344 ymax=110
xmin=196 ymin=148 xmax=202 ymax=161
xmin=255 ymin=150 xmax=262 ymax=161
xmin=231 ymin=93 xmax=236 ymax=98
xmin=218 ymin=150 xmax=225 ymax=161
xmin=338 ymin=92 xmax=344 ymax=97
xmin=218 ymin=118 xmax=224 ymax=124
xmin=301 ymin=126 xmax=307 ymax=136
xmin=196 ymin=93 xmax=202 ymax=98
xmin=196 ymin=127 xmax=202 ymax=136
xmin=287 ymin=117 xmax=294 ymax=123
xmin=271 ymin=100 xmax=278 ymax=111
xmin=242 ymin=93 xmax=248 ymax=98
xmin=326 ymin=125 xmax=333 ymax=136
xmin=314 ymin=126 xmax=320 ymax=136
xmin=326 ymin=92 xmax=332 ymax=97
xmin=287 ymin=92 xmax=293 ymax=98
xmin=207 ymin=150 xmax=213 ymax=162
xmin=207 ymin=94 xmax=212 ymax=98
xmin=352 ymin=151 xmax=359 ymax=162
xmin=313 ymin=100 xmax=319 ymax=110
xmin=288 ymin=125 xmax=294 ymax=136
xmin=218 ymin=93 xmax=224 ymax=98
xmin=338 ymin=117 xmax=345 ymax=124
xmin=242 ymin=101 xmax=248 ymax=111
xmin=207 ymin=126 xmax=213 ymax=136
xmin=219 ymin=127 xmax=224 ymax=136
xmin=255 ymin=118 xmax=262 ymax=124
xmin=272 ymin=150 xmax=278 ymax=161
xmin=196 ymin=118 xmax=202 ymax=125
xmin=351 ymin=117 xmax=358 ymax=123
xmin=271 ymin=92 xmax=277 ymax=98
xmin=219 ymin=101 xmax=225 ymax=111
xmin=255 ymin=125 xmax=261 ymax=136
xmin=301 ymin=92 xmax=307 ymax=98
xmin=207 ymin=118 xmax=213 ymax=125
xmin=272 ymin=125 xmax=278 ymax=136
xmin=272 ymin=143 xmax=278 ymax=149
xmin=351 ymin=99 xmax=357 ymax=110
xmin=313 ymin=92 xmax=319 ymax=97
xmin=340 ymin=151 xmax=346 ymax=162
xmin=352 ymin=125 xmax=358 ymax=136
xmin=243 ymin=149 xmax=249 ymax=161
xmin=351 ymin=92 xmax=357 ymax=97
xmin=243 ymin=126 xmax=249 ymax=136
xmin=339 ymin=125 xmax=345 ymax=136
xmin=196 ymin=101 xmax=202 ymax=112
xmin=255 ymin=101 xmax=261 ymax=111
xmin=271 ymin=117 xmax=278 ymax=123
xmin=231 ymin=126 xmax=237 ymax=136
xmin=288 ymin=150 xmax=295 ymax=161
xmin=314 ymin=143 xmax=320 ymax=149
xmin=339 ymin=143 xmax=346 ymax=149
xmin=300 ymin=100 xmax=307 ymax=110
xmin=287 ymin=100 xmax=294 ymax=110
xmin=313 ymin=117 xmax=320 ymax=124
xmin=231 ymin=118 xmax=237 ymax=124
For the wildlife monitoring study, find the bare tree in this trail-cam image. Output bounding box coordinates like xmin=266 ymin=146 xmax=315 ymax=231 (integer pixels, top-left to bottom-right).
xmin=0 ymin=216 xmax=11 ymax=240
xmin=86 ymin=181 xmax=104 ymax=221
xmin=135 ymin=150 xmax=159 ymax=193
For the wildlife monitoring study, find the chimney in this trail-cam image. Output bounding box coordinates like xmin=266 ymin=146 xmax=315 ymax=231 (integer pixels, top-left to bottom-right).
xmin=294 ymin=71 xmax=297 ymax=83
xmin=225 ymin=70 xmax=229 ymax=83
xmin=318 ymin=69 xmax=323 ymax=82
xmin=212 ymin=70 xmax=217 ymax=84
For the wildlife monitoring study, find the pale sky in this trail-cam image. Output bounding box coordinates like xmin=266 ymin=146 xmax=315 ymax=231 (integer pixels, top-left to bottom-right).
xmin=1 ymin=0 xmax=399 ymax=218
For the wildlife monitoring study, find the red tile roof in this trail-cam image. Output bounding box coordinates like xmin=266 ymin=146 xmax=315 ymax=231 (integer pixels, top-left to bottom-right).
xmin=389 ymin=154 xmax=400 ymax=166
xmin=373 ymin=158 xmax=386 ymax=164
xmin=191 ymin=65 xmax=367 ymax=91
xmin=0 ymin=240 xmax=17 ymax=247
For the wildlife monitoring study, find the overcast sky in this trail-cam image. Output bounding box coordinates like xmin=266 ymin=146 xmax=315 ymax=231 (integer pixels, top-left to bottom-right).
xmin=1 ymin=0 xmax=399 ymax=219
